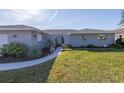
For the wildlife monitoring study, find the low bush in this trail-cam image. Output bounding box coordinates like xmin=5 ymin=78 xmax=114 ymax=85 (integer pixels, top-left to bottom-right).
xmin=116 ymin=36 xmax=124 ymax=47
xmin=42 ymin=47 xmax=50 ymax=56
xmin=80 ymin=45 xmax=86 ymax=48
xmin=108 ymin=44 xmax=123 ymax=48
xmin=63 ymin=45 xmax=72 ymax=48
xmin=86 ymin=44 xmax=98 ymax=48
xmin=68 ymin=45 xmax=72 ymax=48
xmin=0 ymin=42 xmax=28 ymax=58
xmin=45 ymin=39 xmax=53 ymax=48
xmin=26 ymin=47 xmax=42 ymax=59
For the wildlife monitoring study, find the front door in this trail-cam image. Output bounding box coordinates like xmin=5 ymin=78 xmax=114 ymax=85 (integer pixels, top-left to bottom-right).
xmin=55 ymin=36 xmax=64 ymax=47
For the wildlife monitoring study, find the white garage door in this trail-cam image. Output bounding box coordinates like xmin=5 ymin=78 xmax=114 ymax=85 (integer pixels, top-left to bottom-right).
xmin=0 ymin=34 xmax=8 ymax=47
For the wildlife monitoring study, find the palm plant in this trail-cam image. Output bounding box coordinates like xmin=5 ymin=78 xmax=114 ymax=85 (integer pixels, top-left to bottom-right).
xmin=119 ymin=11 xmax=124 ymax=28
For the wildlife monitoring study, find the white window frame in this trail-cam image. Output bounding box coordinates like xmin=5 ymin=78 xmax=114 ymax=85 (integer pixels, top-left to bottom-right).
xmin=82 ymin=34 xmax=86 ymax=40
xmin=37 ymin=34 xmax=42 ymax=41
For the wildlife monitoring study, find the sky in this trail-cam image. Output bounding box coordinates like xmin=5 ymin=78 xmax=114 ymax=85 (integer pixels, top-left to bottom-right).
xmin=0 ymin=9 xmax=123 ymax=30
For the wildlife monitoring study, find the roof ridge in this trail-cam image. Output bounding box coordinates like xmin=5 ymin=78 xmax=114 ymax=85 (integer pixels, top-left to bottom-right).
xmin=0 ymin=25 xmax=35 ymax=28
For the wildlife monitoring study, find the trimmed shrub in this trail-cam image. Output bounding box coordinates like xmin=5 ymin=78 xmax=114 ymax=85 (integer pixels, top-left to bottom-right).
xmin=45 ymin=39 xmax=53 ymax=48
xmin=0 ymin=42 xmax=28 ymax=58
xmin=108 ymin=44 xmax=123 ymax=48
xmin=63 ymin=45 xmax=72 ymax=48
xmin=116 ymin=38 xmax=122 ymax=44
xmin=26 ymin=47 xmax=42 ymax=59
xmin=67 ymin=45 xmax=72 ymax=48
xmin=116 ymin=36 xmax=124 ymax=47
xmin=86 ymin=44 xmax=98 ymax=48
xmin=42 ymin=47 xmax=50 ymax=56
xmin=80 ymin=45 xmax=86 ymax=48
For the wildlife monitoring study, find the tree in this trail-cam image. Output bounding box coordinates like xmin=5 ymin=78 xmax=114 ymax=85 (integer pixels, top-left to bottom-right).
xmin=119 ymin=11 xmax=124 ymax=28
xmin=116 ymin=35 xmax=124 ymax=47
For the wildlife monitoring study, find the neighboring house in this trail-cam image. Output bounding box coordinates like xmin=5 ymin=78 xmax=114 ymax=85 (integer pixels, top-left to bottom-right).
xmin=115 ymin=28 xmax=124 ymax=40
xmin=0 ymin=25 xmax=48 ymax=48
xmin=44 ymin=29 xmax=115 ymax=47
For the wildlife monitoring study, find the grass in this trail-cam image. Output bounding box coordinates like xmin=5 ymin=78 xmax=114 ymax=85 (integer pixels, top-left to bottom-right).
xmin=0 ymin=59 xmax=55 ymax=83
xmin=0 ymin=48 xmax=124 ymax=82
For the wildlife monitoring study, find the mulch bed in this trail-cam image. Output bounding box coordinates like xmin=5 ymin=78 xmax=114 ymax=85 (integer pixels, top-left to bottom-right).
xmin=0 ymin=57 xmax=41 ymax=64
xmin=0 ymin=50 xmax=55 ymax=64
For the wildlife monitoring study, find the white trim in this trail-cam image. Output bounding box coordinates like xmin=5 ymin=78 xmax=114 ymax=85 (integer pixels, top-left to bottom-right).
xmin=37 ymin=34 xmax=42 ymax=41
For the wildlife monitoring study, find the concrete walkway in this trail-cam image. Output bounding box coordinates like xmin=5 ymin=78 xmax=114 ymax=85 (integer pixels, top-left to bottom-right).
xmin=0 ymin=47 xmax=62 ymax=71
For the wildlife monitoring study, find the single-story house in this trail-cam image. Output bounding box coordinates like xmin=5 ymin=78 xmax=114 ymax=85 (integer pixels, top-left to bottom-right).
xmin=0 ymin=25 xmax=123 ymax=48
xmin=0 ymin=25 xmax=48 ymax=48
xmin=43 ymin=29 xmax=115 ymax=47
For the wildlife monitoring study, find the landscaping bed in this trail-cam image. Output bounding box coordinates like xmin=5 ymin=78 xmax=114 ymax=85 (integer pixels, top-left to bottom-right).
xmin=0 ymin=56 xmax=41 ymax=63
xmin=0 ymin=48 xmax=124 ymax=82
xmin=0 ymin=41 xmax=55 ymax=64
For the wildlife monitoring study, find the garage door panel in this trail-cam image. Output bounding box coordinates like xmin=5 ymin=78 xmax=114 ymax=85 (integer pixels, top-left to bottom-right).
xmin=0 ymin=34 xmax=8 ymax=47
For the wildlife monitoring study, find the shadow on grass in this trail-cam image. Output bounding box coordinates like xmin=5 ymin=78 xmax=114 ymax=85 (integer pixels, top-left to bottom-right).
xmin=64 ymin=48 xmax=124 ymax=52
xmin=0 ymin=58 xmax=56 ymax=83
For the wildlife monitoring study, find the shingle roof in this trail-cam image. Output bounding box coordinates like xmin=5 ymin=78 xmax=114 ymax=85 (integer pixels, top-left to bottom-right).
xmin=0 ymin=25 xmax=115 ymax=34
xmin=115 ymin=28 xmax=124 ymax=33
xmin=42 ymin=28 xmax=115 ymax=34
xmin=42 ymin=29 xmax=77 ymax=34
xmin=75 ymin=29 xmax=115 ymax=34
xmin=0 ymin=25 xmax=47 ymax=34
xmin=0 ymin=25 xmax=38 ymax=30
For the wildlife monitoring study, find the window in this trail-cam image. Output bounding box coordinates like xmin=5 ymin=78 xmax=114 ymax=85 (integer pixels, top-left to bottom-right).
xmin=98 ymin=34 xmax=106 ymax=40
xmin=37 ymin=34 xmax=42 ymax=41
xmin=12 ymin=34 xmax=18 ymax=38
xmin=82 ymin=34 xmax=86 ymax=40
xmin=33 ymin=34 xmax=37 ymax=39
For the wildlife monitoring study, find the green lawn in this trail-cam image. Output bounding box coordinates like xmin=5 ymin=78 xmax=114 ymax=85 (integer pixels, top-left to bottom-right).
xmin=0 ymin=48 xmax=124 ymax=83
